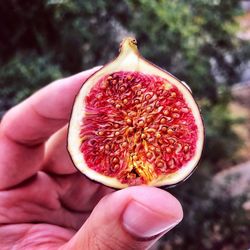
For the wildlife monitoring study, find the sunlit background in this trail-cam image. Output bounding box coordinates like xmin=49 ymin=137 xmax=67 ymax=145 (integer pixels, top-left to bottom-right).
xmin=0 ymin=1 xmax=249 ymax=249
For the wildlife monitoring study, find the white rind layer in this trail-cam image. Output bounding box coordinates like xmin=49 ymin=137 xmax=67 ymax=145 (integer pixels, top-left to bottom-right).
xmin=68 ymin=42 xmax=204 ymax=189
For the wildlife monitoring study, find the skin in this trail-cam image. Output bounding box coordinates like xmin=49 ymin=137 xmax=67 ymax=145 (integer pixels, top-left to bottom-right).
xmin=0 ymin=67 xmax=183 ymax=250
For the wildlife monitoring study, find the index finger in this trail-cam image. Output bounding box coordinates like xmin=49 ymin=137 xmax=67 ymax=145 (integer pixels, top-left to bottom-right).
xmin=0 ymin=66 xmax=101 ymax=190
xmin=1 ymin=66 xmax=101 ymax=145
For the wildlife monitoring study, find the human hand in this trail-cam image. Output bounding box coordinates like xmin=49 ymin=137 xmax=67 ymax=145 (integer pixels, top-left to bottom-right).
xmin=0 ymin=67 xmax=183 ymax=250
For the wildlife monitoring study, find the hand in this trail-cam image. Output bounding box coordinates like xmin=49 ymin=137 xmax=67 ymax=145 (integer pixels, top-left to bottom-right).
xmin=0 ymin=67 xmax=183 ymax=250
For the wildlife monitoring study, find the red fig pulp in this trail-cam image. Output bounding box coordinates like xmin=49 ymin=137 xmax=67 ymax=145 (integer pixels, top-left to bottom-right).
xmin=68 ymin=38 xmax=204 ymax=189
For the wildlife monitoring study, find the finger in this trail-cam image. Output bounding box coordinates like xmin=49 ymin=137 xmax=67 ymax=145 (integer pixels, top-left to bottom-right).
xmin=0 ymin=172 xmax=88 ymax=230
xmin=0 ymin=67 xmax=101 ymax=190
xmin=0 ymin=224 xmax=74 ymax=250
xmin=0 ymin=134 xmax=44 ymax=190
xmin=43 ymin=125 xmax=113 ymax=212
xmin=62 ymin=186 xmax=183 ymax=250
xmin=43 ymin=125 xmax=76 ymax=175
xmin=54 ymin=172 xmax=113 ymax=212
xmin=1 ymin=66 xmax=101 ymax=146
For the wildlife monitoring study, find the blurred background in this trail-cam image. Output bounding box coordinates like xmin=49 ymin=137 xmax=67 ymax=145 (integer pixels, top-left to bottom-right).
xmin=0 ymin=0 xmax=249 ymax=249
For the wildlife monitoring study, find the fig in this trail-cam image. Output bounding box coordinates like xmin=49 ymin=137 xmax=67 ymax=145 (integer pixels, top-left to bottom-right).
xmin=68 ymin=37 xmax=204 ymax=189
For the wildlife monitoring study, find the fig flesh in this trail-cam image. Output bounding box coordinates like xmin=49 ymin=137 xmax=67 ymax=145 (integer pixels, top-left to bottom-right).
xmin=68 ymin=37 xmax=204 ymax=189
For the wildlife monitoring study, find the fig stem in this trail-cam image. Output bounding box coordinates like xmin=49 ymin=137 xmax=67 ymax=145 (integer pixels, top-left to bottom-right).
xmin=119 ymin=37 xmax=139 ymax=56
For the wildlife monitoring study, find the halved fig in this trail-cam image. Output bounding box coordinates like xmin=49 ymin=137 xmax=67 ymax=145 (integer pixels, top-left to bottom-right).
xmin=68 ymin=37 xmax=204 ymax=189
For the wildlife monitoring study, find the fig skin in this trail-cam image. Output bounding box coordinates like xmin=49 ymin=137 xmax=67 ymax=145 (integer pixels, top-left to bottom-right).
xmin=67 ymin=37 xmax=204 ymax=189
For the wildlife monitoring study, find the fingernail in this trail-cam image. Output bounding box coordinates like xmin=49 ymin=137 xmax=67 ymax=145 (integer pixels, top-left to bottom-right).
xmin=123 ymin=200 xmax=180 ymax=238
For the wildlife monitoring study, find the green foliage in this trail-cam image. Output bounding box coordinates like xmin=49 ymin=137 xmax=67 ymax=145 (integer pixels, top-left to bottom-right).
xmin=0 ymin=0 xmax=243 ymax=94
xmin=166 ymin=189 xmax=250 ymax=249
xmin=126 ymin=0 xmax=242 ymax=99
xmin=0 ymin=0 xmax=249 ymax=249
xmin=202 ymin=99 xmax=243 ymax=164
xmin=0 ymin=53 xmax=63 ymax=115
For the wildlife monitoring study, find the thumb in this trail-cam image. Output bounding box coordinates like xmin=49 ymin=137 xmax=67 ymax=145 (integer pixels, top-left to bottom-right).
xmin=64 ymin=186 xmax=183 ymax=250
